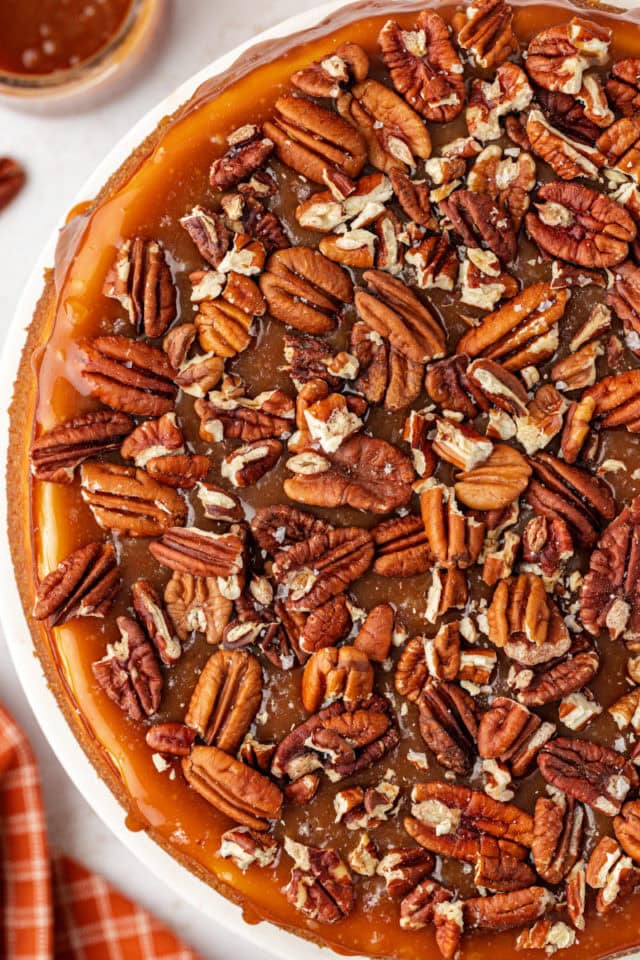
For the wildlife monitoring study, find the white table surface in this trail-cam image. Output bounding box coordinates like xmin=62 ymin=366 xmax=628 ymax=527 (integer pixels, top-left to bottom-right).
xmin=0 ymin=1 xmax=320 ymax=956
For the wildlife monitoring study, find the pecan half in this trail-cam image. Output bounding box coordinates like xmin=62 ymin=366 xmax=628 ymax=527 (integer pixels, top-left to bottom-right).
xmin=337 ymin=79 xmax=431 ymax=174
xmin=299 ymin=594 xmax=352 ymax=654
xmin=194 ymin=275 xmax=264 ymax=360
xmin=580 ymin=497 xmax=640 ymax=643
xmin=463 ymin=887 xmax=554 ymax=931
xmin=250 ymin=503 xmax=333 ymax=556
xmin=92 ymin=616 xmax=162 ymax=721
xmin=180 ymin=206 xmax=229 ymax=267
xmin=525 ymin=108 xmax=604 ymax=181
xmin=526 ymin=182 xmax=636 ymax=268
xmin=150 ymin=525 xmax=246 ymax=581
xmin=389 ymin=169 xmax=438 ymax=229
xmin=467 ymin=145 xmax=536 ymax=230
xmin=33 ymin=541 xmax=120 ymax=625
xmin=379 ymin=12 xmax=465 ymax=122
xmin=271 ymin=526 xmax=373 ymax=612
xmin=425 ymin=355 xmax=486 ymax=419
xmin=377 ymin=847 xmax=435 ymax=897
xmin=195 ymin=387 xmax=294 ymax=444
xmin=607 ymin=58 xmax=640 ymax=116
xmin=145 ymin=723 xmax=196 ymax=757
xmin=371 ymin=514 xmax=432 ymax=577
xmin=182 ymin=746 xmax=282 ymax=830
xmin=419 ymin=479 xmax=486 ymax=569
xmin=290 ymin=42 xmax=369 ymax=98
xmin=454 ymin=0 xmax=518 ymax=69
xmin=31 ymin=410 xmax=134 ymax=484
xmin=418 ymin=680 xmax=478 ymax=775
xmin=442 ymin=189 xmax=517 ymax=264
xmin=478 ymin=698 xmax=556 ymax=777
xmin=284 ymin=433 xmax=414 ymax=514
xmin=608 ymin=259 xmax=640 ymax=347
xmin=456 ymin=282 xmax=568 ymax=371
xmin=538 ymin=737 xmax=638 ymax=816
xmin=301 ymin=646 xmax=373 ymax=712
xmin=454 ymin=444 xmax=531 ymax=511
xmin=532 ymin=790 xmax=584 ymax=884
xmin=525 ymin=18 xmax=611 ymax=95
xmin=80 ymin=461 xmax=187 ymax=537
xmin=131 ymin=578 xmax=180 ymax=665
xmin=121 ymin=412 xmax=184 ymax=467
xmin=185 ymin=649 xmax=262 ymax=753
xmin=264 ymin=94 xmax=366 ymax=185
xmin=354 ymin=603 xmax=396 ymax=662
xmin=78 ymin=335 xmax=178 ymax=416
xmin=259 ymin=247 xmax=353 ymax=334
xmin=103 ymin=237 xmax=176 ymax=338
xmin=597 ymin=115 xmax=640 ymax=183
xmin=0 ymin=156 xmax=26 ymax=211
xmin=512 ymin=639 xmax=600 ymax=707
xmin=210 ymin=124 xmax=274 ymax=190
xmin=165 ymin=572 xmax=232 ymax=646
xmin=350 ymin=321 xmax=423 ymax=412
xmin=284 ymin=838 xmax=354 ymax=923
xmin=488 ymin=573 xmax=571 ymax=665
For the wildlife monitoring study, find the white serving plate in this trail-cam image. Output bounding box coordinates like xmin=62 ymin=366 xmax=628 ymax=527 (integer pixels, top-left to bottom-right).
xmin=1 ymin=2 xmax=639 ymax=958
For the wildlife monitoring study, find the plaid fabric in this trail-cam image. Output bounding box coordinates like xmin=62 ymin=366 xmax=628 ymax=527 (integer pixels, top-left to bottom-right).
xmin=0 ymin=705 xmax=201 ymax=960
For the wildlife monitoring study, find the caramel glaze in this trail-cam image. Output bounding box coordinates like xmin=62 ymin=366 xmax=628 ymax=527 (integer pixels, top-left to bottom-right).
xmin=12 ymin=1 xmax=640 ymax=956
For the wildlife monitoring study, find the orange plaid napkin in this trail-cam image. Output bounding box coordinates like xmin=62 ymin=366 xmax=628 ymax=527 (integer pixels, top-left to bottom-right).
xmin=0 ymin=704 xmax=201 ymax=960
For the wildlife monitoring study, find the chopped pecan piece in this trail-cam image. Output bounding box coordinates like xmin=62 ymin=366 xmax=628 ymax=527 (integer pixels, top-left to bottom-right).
xmin=608 ymin=259 xmax=640 ymax=348
xmin=355 ymin=270 xmax=445 ymax=363
xmin=145 ymin=723 xmax=196 ymax=757
xmin=526 ymin=108 xmax=604 ymax=180
xmin=566 ymin=861 xmax=586 ymax=930
xmin=284 ymin=838 xmax=354 ymax=923
xmin=459 ymin=248 xmax=520 ymax=311
xmin=180 ymin=206 xmax=229 ymax=268
xmin=560 ymin=395 xmax=596 ymax=463
xmin=614 ymin=800 xmax=640 ymax=864
xmin=299 ymin=594 xmax=351 ymax=655
xmin=532 ymin=789 xmax=584 ymax=884
xmin=515 ymin=384 xmax=567 ymax=456
xmin=466 ymin=63 xmax=533 ymax=143
xmin=271 ymin=526 xmax=373 ymax=612
xmin=183 ymin=746 xmax=282 ymax=831
xmin=395 ymin=636 xmax=430 ymax=702
xmin=376 ymin=847 xmax=435 ymax=897
xmin=0 ymin=156 xmax=25 ymax=211
xmin=521 ymin=515 xmax=573 ymax=579
xmin=399 ymin=878 xmax=454 ymax=931
xmin=131 ymin=578 xmax=180 ymax=664
xmin=607 ymin=58 xmax=640 ymax=116
xmin=219 ymin=825 xmax=279 ymax=871
xmin=284 ymin=333 xmax=358 ymax=391
xmin=585 ymin=835 xmax=640 ymax=914
xmin=389 ymin=168 xmax=437 ymax=229
xmin=468 ymin=146 xmax=536 ymax=233
xmin=465 ymin=357 xmax=527 ymax=416
xmin=334 ymin=776 xmax=399 ymax=829
xmin=580 ymin=497 xmax=640 ymax=642
xmin=151 ymin=526 xmax=246 ymax=585
xmin=337 ymin=78 xmax=432 ymax=174
xmin=92 ymin=616 xmax=162 ymax=721
xmin=456 ymin=282 xmax=568 ymax=372
xmin=121 ymin=412 xmax=184 ymax=467
xmin=301 ymin=646 xmax=373 ymax=712
xmin=285 ymin=433 xmax=414 ymax=514
xmin=103 ymin=237 xmax=176 ymax=337
xmin=454 ymin=0 xmax=518 ymax=68
xmin=80 ymin=461 xmax=187 ymax=537
xmin=526 ymin=181 xmax=636 ymax=268
xmin=454 ymin=444 xmax=531 ymax=511
xmin=185 ymin=649 xmax=262 ymax=753
xmin=418 ymin=680 xmax=478 ymax=775
xmin=196 ymin=482 xmax=243 ymax=522
xmin=488 ymin=573 xmax=571 ymax=665
xmin=464 ymin=888 xmax=554 ymax=931
xmin=597 ymin=115 xmax=640 ymax=183
xmin=31 ymin=410 xmax=134 ymax=484
xmin=609 ymin=688 xmax=640 ymax=734
xmin=354 ymin=603 xmax=396 ymax=663
xmin=379 ymin=12 xmax=465 ymax=122
xmin=295 ymin=172 xmax=392 ymax=233
xmin=350 ymin=321 xmax=423 ymax=412
xmin=431 ymin=417 xmax=493 ymax=472
xmin=250 ymin=503 xmax=333 ymax=556
xmin=221 ymin=196 xmax=287 ymax=254
xmin=78 ymin=335 xmax=178 ymax=417
xmin=210 ymin=124 xmax=274 ymax=190
xmin=264 ymin=94 xmax=366 ymax=185
xmin=478 ymin=698 xmax=555 ymax=777
xmin=551 ymin=340 xmax=602 ymax=391
xmin=195 ymin=387 xmax=293 ymax=444
xmin=425 ymin=355 xmax=484 ymax=419
xmin=511 ymin=638 xmax=600 ymax=707
xmin=33 ymin=541 xmax=120 ymax=625
xmin=291 ymin=42 xmax=369 ymax=98
xmin=419 ymin=479 xmax=485 ymax=569
xmin=165 ymin=572 xmax=232 ymax=646
xmin=371 ymin=514 xmax=432 ymax=577
xmin=525 ymin=18 xmax=611 ymax=94
xmin=441 ymin=189 xmax=517 ymax=264
xmin=221 ymin=438 xmax=282 ymax=488
xmin=259 ymin=246 xmax=353 ymax=334
xmin=194 ymin=275 xmax=263 ymax=360
xmin=538 ymin=737 xmax=638 ymax=816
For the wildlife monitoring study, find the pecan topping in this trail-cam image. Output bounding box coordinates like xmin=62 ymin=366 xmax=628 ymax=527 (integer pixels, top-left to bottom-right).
xmin=419 ymin=479 xmax=486 ymax=569
xmin=259 ymin=247 xmax=353 ymax=334
xmin=525 ymin=108 xmax=604 ymax=181
xmin=528 ymin=452 xmax=614 ymax=547
xmin=271 ymin=526 xmax=373 ymax=612
xmin=355 ymin=270 xmax=445 ymax=364
xmin=78 ymin=335 xmax=178 ymax=417
xmin=478 ymin=698 xmax=555 ymax=777
xmin=284 ymin=333 xmax=358 ymax=391
xmin=301 ymin=646 xmax=373 ymax=712
xmin=284 ymin=838 xmax=354 ymax=923
xmin=0 ymin=156 xmax=25 ymax=211
xmin=580 ymin=497 xmax=640 ymax=643
xmin=195 ymin=385 xmax=293 ymax=444
xmin=456 ymin=282 xmax=568 ymax=372
xmin=538 ymin=737 xmax=638 ymax=816
xmin=194 ymin=275 xmax=263 ymax=360
xmin=195 ymin=482 xmax=243 ymax=522
xmin=299 ymin=594 xmax=352 ymax=654
xmin=185 ymin=649 xmax=262 ymax=754
xmin=350 ymin=321 xmax=423 ymax=412
xmin=526 ymin=182 xmax=636 ymax=268
xmin=31 ymin=410 xmax=134 ymax=484
xmin=466 ymin=63 xmax=533 ymax=144
xmin=532 ymin=789 xmax=584 ymax=885
xmin=92 ymin=616 xmax=162 ymax=721
xmin=463 ymin=887 xmax=554 ymax=931
xmin=271 ymin=694 xmax=399 ymax=783
xmin=585 ymin=835 xmax=640 ymax=914
xmin=607 ymin=58 xmax=640 ymax=116
xmin=467 ymin=144 xmax=536 ymax=229
xmin=614 ymin=800 xmax=640 ymax=864
xmin=121 ymin=412 xmax=184 ymax=467
xmin=103 ymin=237 xmax=176 ymax=337
xmin=354 ymin=603 xmax=396 ymax=662
xmin=371 ymin=514 xmax=432 ymax=577
xmin=454 ymin=0 xmax=518 ymax=69
xmin=284 ymin=433 xmax=414 ymax=514
xmin=182 ymin=746 xmax=282 ymax=831
xmin=379 ymin=12 xmax=465 ymax=123
xmin=488 ymin=573 xmax=571 ymax=665
xmin=165 ymin=572 xmax=232 ymax=646
xmin=418 ymin=680 xmax=479 ymax=775
xmin=264 ymin=94 xmax=366 ymax=185
xmin=454 ymin=444 xmax=531 ymax=511
xmin=399 ymin=878 xmax=454 ymax=931
xmin=597 ymin=115 xmax=640 ymax=182
xmin=80 ymin=461 xmax=187 ymax=537
xmin=146 ymin=453 xmax=209 ymax=490
xmin=608 ymin=259 xmax=640 ymax=348
xmin=513 ymin=639 xmax=600 ymax=707
xmin=291 ymin=42 xmax=369 ymax=98
xmin=145 ymin=723 xmax=196 ymax=757
xmin=180 ymin=206 xmax=229 ymax=268
xmin=210 ymin=124 xmax=274 ymax=190
xmin=425 ymin=355 xmax=486 ymax=419
xmin=389 ymin=169 xmax=438 ymax=229
xmin=441 ymin=189 xmax=517 ymax=264
xmin=250 ymin=503 xmax=333 ymax=556
xmin=221 ymin=438 xmax=282 ymax=488
xmin=150 ymin=525 xmax=246 ymax=581
xmin=219 ymin=825 xmax=279 ymax=871
xmin=33 ymin=541 xmax=120 ymax=625
xmin=337 ymin=79 xmax=432 ymax=174
xmin=132 ymin=578 xmax=180 ymax=665
xmin=525 ymin=18 xmax=611 ymax=95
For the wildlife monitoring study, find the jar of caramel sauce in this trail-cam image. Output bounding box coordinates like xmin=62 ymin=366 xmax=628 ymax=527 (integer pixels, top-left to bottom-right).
xmin=0 ymin=0 xmax=163 ymax=100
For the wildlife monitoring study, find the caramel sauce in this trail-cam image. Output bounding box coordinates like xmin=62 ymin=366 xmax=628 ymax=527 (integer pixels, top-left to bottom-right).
xmin=0 ymin=0 xmax=135 ymax=76
xmin=25 ymin=2 xmax=640 ymax=956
